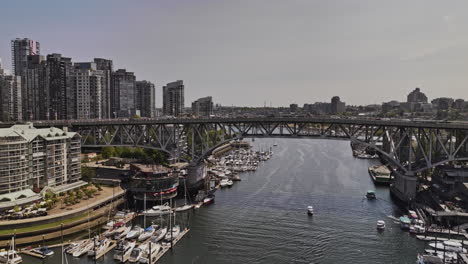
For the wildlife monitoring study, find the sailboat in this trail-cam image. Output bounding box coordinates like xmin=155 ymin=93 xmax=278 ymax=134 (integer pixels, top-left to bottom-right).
xmin=0 ymin=237 xmax=22 ymax=264
xmin=175 ymin=179 xmax=193 ymax=212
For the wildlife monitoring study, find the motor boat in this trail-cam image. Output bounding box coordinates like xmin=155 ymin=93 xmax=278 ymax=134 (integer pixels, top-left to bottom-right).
xmin=115 ymin=225 xmax=132 ymax=240
xmin=307 ymin=206 xmax=314 ymax=216
xmin=142 ymin=205 xmax=172 ymax=217
xmin=114 ymin=240 xmax=136 ymax=262
xmin=32 ymin=246 xmax=54 ymax=257
xmin=72 ymin=240 xmax=94 ymax=257
xmin=66 ymin=239 xmax=88 ymax=254
xmin=428 ymin=240 xmax=467 ymax=253
xmin=87 ymin=238 xmax=110 ymax=257
xmin=138 ymin=225 xmax=157 ymax=242
xmin=409 ymin=225 xmax=425 ymax=234
xmin=366 ymin=190 xmax=376 ymax=199
xmin=0 ymin=237 xmax=22 ymax=264
xmin=151 ymin=227 xmax=168 ymax=243
xmin=400 ymin=216 xmax=411 ymax=230
xmin=126 ymin=225 xmax=144 ymax=240
xmin=139 ymin=242 xmax=161 ymax=264
xmin=175 ymin=204 xmax=194 ymax=212
xmin=164 ymin=225 xmax=181 ymax=242
xmin=226 ymin=180 xmax=234 ymax=187
xmin=203 ymin=195 xmax=215 ymax=205
xmin=220 ymin=179 xmax=229 ymax=188
xmin=376 ymin=220 xmax=385 ymax=230
xmin=128 ymin=245 xmax=144 ymax=263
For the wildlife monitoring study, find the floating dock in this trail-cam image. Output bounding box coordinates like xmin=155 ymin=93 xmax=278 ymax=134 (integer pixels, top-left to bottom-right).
xmin=151 ymin=228 xmax=190 ymax=263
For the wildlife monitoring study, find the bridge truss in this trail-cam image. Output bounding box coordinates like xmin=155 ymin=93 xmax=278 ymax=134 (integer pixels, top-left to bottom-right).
xmin=35 ymin=118 xmax=468 ymax=174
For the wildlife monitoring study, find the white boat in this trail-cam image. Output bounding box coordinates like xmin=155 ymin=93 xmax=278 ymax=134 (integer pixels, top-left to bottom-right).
xmin=114 ymin=240 xmax=136 ymax=262
xmin=103 ymin=220 xmax=115 ymax=230
xmin=428 ymin=240 xmax=467 ymax=253
xmin=307 ymin=206 xmax=314 ymax=216
xmin=115 ymin=225 xmax=132 ymax=240
xmin=409 ymin=225 xmax=425 ymax=234
xmin=66 ymin=239 xmax=88 ymax=254
xmin=175 ymin=204 xmax=193 ymax=212
xmin=87 ymin=238 xmax=110 ymax=257
xmin=126 ymin=225 xmax=144 ymax=240
xmin=220 ymin=179 xmax=229 ymax=188
xmin=376 ymin=220 xmax=385 ymax=230
xmin=164 ymin=225 xmax=181 ymax=242
xmin=226 ymin=180 xmax=233 ymax=187
xmin=139 ymin=242 xmax=161 ymax=264
xmin=72 ymin=240 xmax=94 ymax=257
xmin=142 ymin=205 xmax=172 ymax=217
xmin=151 ymin=227 xmax=168 ymax=243
xmin=128 ymin=246 xmax=144 ymax=263
xmin=105 ymin=224 xmax=126 ymax=238
xmin=138 ymin=225 xmax=157 ymax=242
xmin=0 ymin=237 xmax=22 ymax=264
xmin=203 ymin=196 xmax=215 ymax=205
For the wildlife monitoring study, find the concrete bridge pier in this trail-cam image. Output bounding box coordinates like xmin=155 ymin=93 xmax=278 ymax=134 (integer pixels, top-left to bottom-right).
xmin=390 ymin=171 xmax=417 ymax=205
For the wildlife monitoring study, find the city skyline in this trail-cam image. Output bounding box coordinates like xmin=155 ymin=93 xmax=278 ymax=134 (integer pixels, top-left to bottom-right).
xmin=1 ymin=1 xmax=468 ymax=107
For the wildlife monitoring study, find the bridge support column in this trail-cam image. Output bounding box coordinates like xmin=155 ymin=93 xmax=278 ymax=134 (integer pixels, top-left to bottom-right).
xmin=390 ymin=171 xmax=417 ymax=205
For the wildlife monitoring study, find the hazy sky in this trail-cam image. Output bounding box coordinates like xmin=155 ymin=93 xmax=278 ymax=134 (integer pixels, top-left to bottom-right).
xmin=1 ymin=0 xmax=468 ymax=107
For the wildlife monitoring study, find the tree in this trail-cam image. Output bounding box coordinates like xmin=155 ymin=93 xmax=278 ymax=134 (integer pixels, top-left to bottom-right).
xmin=81 ymin=166 xmax=96 ymax=182
xmin=101 ymin=146 xmax=116 ymax=159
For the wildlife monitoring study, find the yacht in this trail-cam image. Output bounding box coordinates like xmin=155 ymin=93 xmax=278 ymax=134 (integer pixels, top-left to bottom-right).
xmin=142 ymin=205 xmax=172 ymax=217
xmin=151 ymin=227 xmax=168 ymax=242
xmin=0 ymin=237 xmax=22 ymax=264
xmin=203 ymin=195 xmax=215 ymax=205
xmin=400 ymin=216 xmax=411 ymax=230
xmin=226 ymin=179 xmax=234 ymax=187
xmin=32 ymin=246 xmax=54 ymax=257
xmin=164 ymin=225 xmax=181 ymax=242
xmin=126 ymin=225 xmax=144 ymax=240
xmin=138 ymin=225 xmax=157 ymax=242
xmin=220 ymin=178 xmax=229 ymax=188
xmin=307 ymin=206 xmax=314 ymax=216
xmin=128 ymin=245 xmax=145 ymax=263
xmin=72 ymin=240 xmax=94 ymax=257
xmin=175 ymin=204 xmax=193 ymax=212
xmin=115 ymin=225 xmax=132 ymax=240
xmin=376 ymin=220 xmax=385 ymax=230
xmin=139 ymin=242 xmax=161 ymax=264
xmin=87 ymin=238 xmax=110 ymax=257
xmin=114 ymin=240 xmax=136 ymax=262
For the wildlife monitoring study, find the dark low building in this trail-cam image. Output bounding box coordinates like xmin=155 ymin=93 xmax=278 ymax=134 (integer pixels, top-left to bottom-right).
xmin=129 ymin=164 xmax=179 ymax=201
xmin=433 ymin=166 xmax=468 ymax=192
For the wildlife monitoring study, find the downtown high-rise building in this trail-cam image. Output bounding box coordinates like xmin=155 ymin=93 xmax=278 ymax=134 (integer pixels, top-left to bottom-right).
xmin=22 ymin=55 xmax=48 ymax=120
xmin=46 ymin=54 xmax=75 ymax=120
xmin=192 ymin=96 xmax=213 ymax=117
xmin=11 ymin=38 xmax=40 ymax=77
xmin=94 ymin=58 xmax=113 ymax=119
xmin=112 ymin=69 xmax=137 ymax=118
xmin=0 ymin=75 xmax=22 ymax=122
xmin=74 ymin=62 xmax=103 ymax=119
xmin=163 ymin=80 xmax=184 ymax=117
xmin=136 ymin=80 xmax=156 ymax=118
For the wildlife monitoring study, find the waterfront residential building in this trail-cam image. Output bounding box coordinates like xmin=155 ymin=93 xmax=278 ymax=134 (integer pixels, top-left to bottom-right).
xmin=331 ymin=96 xmax=346 ymax=114
xmin=11 ymin=38 xmax=40 ymax=77
xmin=163 ymin=80 xmax=184 ymax=117
xmin=0 ymin=75 xmax=22 ymax=122
xmin=136 ymin=80 xmax=156 ymax=118
xmin=112 ymin=69 xmax=137 ymax=118
xmin=74 ymin=62 xmax=103 ymax=119
xmin=192 ymin=96 xmax=213 ymax=117
xmin=0 ymin=124 xmax=81 ymax=196
xmin=22 ymin=55 xmax=48 ymax=120
xmin=46 ymin=54 xmax=75 ymax=120
xmin=129 ymin=164 xmax=179 ymax=201
xmin=94 ymin=58 xmax=113 ymax=119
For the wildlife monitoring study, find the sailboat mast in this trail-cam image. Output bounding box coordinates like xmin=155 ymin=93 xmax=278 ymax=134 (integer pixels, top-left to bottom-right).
xmin=144 ymin=193 xmax=147 ymax=228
